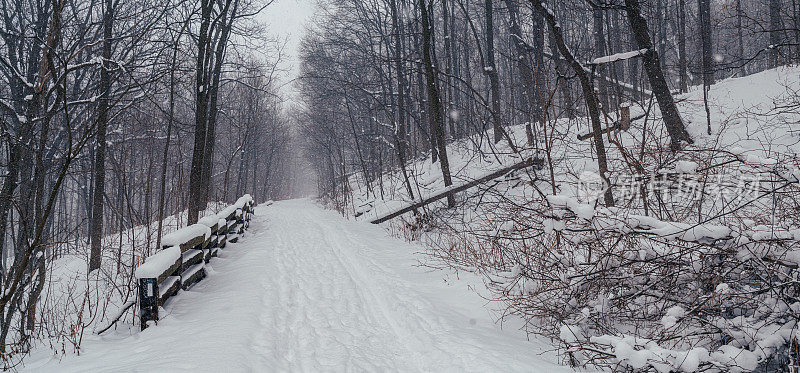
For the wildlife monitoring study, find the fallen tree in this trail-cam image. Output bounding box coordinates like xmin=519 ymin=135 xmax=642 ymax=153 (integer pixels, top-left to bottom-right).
xmin=370 ymin=158 xmax=538 ymax=224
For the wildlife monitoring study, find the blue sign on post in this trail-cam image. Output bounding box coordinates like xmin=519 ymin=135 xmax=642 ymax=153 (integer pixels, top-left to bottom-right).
xmin=139 ymin=277 xmax=158 ymax=330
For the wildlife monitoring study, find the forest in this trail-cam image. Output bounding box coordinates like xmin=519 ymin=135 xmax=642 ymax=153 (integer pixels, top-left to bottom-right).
xmin=298 ymin=0 xmax=800 ymax=371
xmin=0 ymin=0 xmax=295 ymax=366
xmin=1 ymin=0 xmax=800 ymax=370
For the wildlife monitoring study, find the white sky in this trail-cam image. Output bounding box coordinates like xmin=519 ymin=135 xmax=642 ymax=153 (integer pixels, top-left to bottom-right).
xmin=258 ymin=0 xmax=318 ymax=100
xmin=258 ymin=0 xmax=319 ymax=197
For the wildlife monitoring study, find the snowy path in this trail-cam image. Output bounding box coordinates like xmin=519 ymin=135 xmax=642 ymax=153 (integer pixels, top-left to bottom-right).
xmin=26 ymin=199 xmax=566 ymax=372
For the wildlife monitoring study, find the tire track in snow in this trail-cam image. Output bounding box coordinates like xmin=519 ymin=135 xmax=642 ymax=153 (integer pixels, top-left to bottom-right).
xmin=260 ymin=205 xmax=415 ymax=371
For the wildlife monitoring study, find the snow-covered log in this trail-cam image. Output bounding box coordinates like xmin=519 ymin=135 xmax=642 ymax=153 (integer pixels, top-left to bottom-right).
xmin=135 ymin=247 xmax=181 ymax=283
xmin=370 ymin=158 xmax=539 ymax=224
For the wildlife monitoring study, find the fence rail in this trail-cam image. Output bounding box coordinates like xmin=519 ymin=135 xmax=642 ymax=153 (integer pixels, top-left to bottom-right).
xmin=135 ymin=195 xmax=255 ymax=330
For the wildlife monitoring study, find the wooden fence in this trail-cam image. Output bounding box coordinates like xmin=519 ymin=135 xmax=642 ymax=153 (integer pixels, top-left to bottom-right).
xmin=135 ymin=195 xmax=255 ymax=330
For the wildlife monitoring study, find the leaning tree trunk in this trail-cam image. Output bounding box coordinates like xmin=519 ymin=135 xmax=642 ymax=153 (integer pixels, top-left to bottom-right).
xmin=530 ymin=0 xmax=614 ymax=207
xmin=625 ymin=0 xmax=693 ymax=150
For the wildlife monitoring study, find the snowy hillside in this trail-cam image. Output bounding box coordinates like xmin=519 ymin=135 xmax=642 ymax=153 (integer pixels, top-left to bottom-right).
xmin=344 ymin=66 xmax=800 ymax=372
xmin=354 ymin=66 xmax=800 ymax=223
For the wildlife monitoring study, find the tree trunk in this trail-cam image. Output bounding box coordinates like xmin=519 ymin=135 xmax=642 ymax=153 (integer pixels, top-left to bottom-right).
xmin=504 ymin=0 xmax=542 ymax=146
xmin=593 ymin=7 xmax=609 ymax=109
xmin=343 ymin=95 xmax=372 ymax=195
xmin=485 ymin=0 xmax=504 ymax=144
xmin=627 ymin=28 xmax=641 ymax=101
xmin=698 ymin=0 xmax=714 ymax=85
xmin=656 ymin=0 xmax=666 ymax=63
xmin=0 ymin=141 xmax=22 ymax=278
xmin=548 ymin=24 xmax=574 ymax=118
xmin=737 ymin=0 xmax=745 ymax=76
xmin=530 ymin=0 xmax=614 ymax=206
xmin=201 ymin=1 xmax=238 ymax=205
xmin=190 ymin=0 xmax=237 ymax=221
xmin=188 ymin=0 xmax=213 ymax=224
xmin=418 ymin=0 xmax=455 ymax=207
xmin=794 ymin=0 xmax=800 ymax=63
xmin=625 ymin=0 xmax=693 ymax=150
xmin=531 ymin=9 xmax=545 ymax=142
xmin=678 ymin=0 xmax=688 ymax=92
xmin=410 ymin=9 xmax=437 ymax=162
xmin=768 ymin=0 xmax=783 ymax=68
xmin=156 ymin=32 xmax=183 ymax=254
xmin=389 ymin=0 xmax=415 ymax=200
xmin=442 ymin=0 xmax=453 ymax=137
xmin=89 ymin=0 xmax=114 ymax=271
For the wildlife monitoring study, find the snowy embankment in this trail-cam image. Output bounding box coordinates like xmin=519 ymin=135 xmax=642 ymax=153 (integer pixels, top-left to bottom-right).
xmin=24 ymin=200 xmax=240 ymax=367
xmin=345 ymin=66 xmax=800 ymax=371
xmin=24 ymin=200 xmax=568 ymax=372
xmin=354 ymin=66 xmax=800 ymax=223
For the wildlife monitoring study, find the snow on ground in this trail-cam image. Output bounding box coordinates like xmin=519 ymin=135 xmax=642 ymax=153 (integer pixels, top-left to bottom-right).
xmin=26 ymin=201 xmax=232 ymax=363
xmin=353 ymin=66 xmax=800 ymax=222
xmin=24 ymin=199 xmax=569 ymax=372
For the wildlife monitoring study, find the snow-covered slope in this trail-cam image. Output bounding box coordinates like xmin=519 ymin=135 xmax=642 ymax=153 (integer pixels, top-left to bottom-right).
xmin=24 ymin=200 xmax=568 ymax=372
xmin=341 ymin=66 xmax=800 ymax=372
xmin=353 ymin=66 xmax=800 ymax=223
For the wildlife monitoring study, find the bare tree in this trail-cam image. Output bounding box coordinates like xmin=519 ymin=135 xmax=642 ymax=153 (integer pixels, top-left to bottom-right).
xmin=484 ymin=0 xmax=503 ymax=144
xmin=625 ymin=0 xmax=693 ymax=149
xmin=530 ymin=0 xmax=614 ymax=206
xmin=189 ymin=0 xmax=241 ymax=224
xmin=503 ymin=0 xmax=542 ymax=146
xmin=418 ymin=0 xmax=455 ymax=207
xmin=89 ymin=0 xmax=114 ymax=272
xmin=768 ymin=0 xmax=783 ymax=68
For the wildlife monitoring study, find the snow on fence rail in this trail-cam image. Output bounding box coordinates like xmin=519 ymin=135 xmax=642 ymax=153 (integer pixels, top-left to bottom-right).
xmin=135 ymin=194 xmax=256 ymax=330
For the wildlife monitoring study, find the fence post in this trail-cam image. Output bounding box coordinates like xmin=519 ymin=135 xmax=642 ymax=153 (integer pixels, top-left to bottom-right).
xmin=135 ymin=194 xmax=256 ymax=331
xmin=620 ymin=103 xmax=631 ymax=131
xmin=139 ymin=277 xmax=158 ymax=330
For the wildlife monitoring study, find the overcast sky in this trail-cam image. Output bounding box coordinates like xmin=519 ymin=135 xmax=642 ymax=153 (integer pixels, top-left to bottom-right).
xmin=257 ymin=0 xmax=319 ymax=196
xmin=258 ymin=0 xmax=318 ymax=100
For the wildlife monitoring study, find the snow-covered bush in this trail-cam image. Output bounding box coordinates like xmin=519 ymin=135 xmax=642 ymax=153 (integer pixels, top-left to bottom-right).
xmin=421 ymin=146 xmax=800 ymax=372
xmin=335 ymin=67 xmax=800 ymax=372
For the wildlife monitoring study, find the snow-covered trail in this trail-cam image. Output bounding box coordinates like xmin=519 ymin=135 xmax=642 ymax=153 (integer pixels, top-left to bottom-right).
xmin=26 ymin=199 xmax=566 ymax=372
